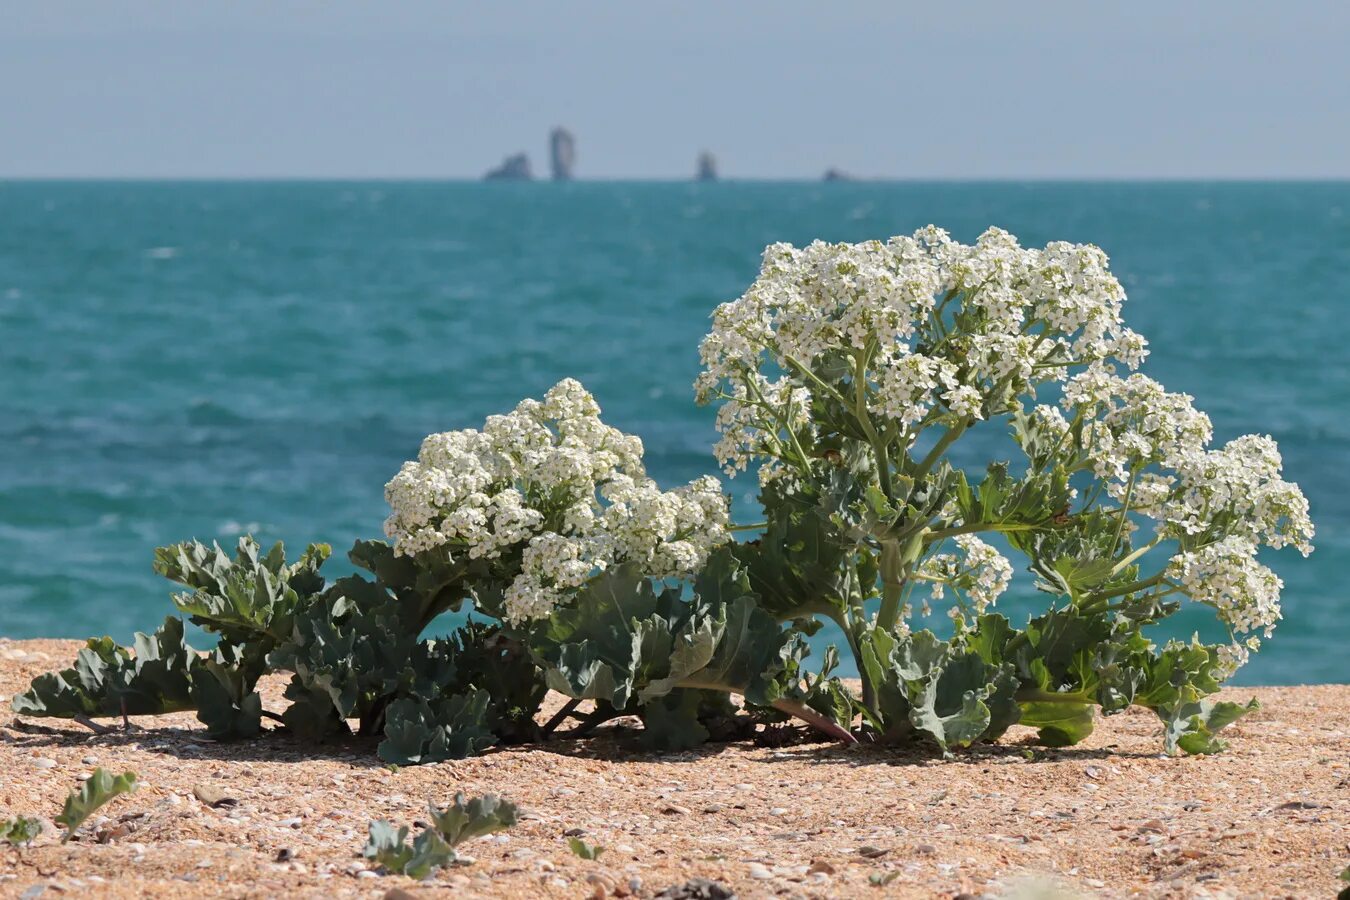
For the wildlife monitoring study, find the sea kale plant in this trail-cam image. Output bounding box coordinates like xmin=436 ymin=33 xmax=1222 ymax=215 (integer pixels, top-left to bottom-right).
xmin=14 ymin=226 xmax=1313 ymax=761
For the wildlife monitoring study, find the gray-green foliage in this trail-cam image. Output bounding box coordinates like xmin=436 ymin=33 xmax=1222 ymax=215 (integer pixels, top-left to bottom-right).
xmin=1 ymin=816 xmax=42 ymax=847
xmin=56 ymin=768 xmax=137 ymax=841
xmin=567 ymin=836 xmax=605 ymax=860
xmin=14 ymin=536 xmax=550 ymax=762
xmin=364 ymin=793 xmax=518 ymax=878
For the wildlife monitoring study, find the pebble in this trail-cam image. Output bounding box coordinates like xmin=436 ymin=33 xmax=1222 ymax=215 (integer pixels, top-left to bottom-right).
xmin=81 ymin=756 xmax=98 ymax=766
xmin=769 ymin=807 xmax=788 ymax=816
xmin=31 ymin=757 xmax=57 ymax=769
xmin=747 ymin=863 xmax=773 ymax=880
xmin=661 ymin=803 xmax=690 ymax=815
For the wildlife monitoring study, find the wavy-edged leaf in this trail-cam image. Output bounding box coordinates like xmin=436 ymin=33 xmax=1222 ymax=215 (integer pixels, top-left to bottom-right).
xmin=377 ymin=691 xmax=496 ymax=765
xmin=12 ymin=617 xmax=196 ymax=720
xmin=427 ymin=793 xmax=519 ymax=846
xmin=56 ymin=768 xmax=137 ymax=841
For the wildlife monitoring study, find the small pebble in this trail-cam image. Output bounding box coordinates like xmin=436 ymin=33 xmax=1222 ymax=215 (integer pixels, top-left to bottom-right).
xmin=81 ymin=756 xmax=98 ymax=766
xmin=31 ymin=757 xmax=57 ymax=769
xmin=747 ymin=863 xmax=773 ymax=880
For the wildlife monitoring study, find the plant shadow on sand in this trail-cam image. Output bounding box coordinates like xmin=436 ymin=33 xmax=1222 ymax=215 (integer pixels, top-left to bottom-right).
xmin=5 ymin=715 xmax=1163 ymax=770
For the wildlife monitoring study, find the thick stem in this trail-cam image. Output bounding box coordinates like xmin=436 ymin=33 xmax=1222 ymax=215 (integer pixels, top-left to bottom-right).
xmin=769 ymin=698 xmax=858 ymax=744
xmin=821 ymin=603 xmax=875 ymax=718
xmin=676 ymin=679 xmax=859 ymax=745
xmin=875 ymin=541 xmax=906 ymax=632
xmin=73 ymin=714 xmax=113 ymax=735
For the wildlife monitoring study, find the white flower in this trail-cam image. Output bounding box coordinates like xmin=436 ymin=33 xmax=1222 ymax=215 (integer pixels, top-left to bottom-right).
xmin=696 ymin=226 xmax=1148 ymax=474
xmin=918 ymin=535 xmax=1013 ymax=617
xmin=1163 ymin=435 xmax=1314 ymax=554
xmin=1166 ymin=537 xmax=1283 ymax=638
xmin=384 ymin=378 xmax=731 ymax=623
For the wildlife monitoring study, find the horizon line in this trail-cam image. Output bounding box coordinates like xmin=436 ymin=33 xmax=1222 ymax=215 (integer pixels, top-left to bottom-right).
xmin=4 ymin=175 xmax=1350 ymax=184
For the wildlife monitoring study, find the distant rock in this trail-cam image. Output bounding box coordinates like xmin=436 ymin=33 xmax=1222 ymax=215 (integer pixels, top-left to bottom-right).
xmin=549 ymin=127 xmax=576 ymax=181
xmin=484 ymin=153 xmax=533 ymax=181
xmin=696 ymin=151 xmax=718 ymax=182
xmin=823 ymin=167 xmax=855 ymax=182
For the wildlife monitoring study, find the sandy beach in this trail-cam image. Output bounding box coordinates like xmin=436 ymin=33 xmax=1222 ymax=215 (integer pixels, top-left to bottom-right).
xmin=0 ymin=638 xmax=1346 ymax=899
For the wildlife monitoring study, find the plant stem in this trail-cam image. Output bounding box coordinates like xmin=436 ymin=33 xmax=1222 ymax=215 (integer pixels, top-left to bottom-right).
xmin=1109 ymin=468 xmax=1138 ymax=557
xmin=1087 ymin=572 xmax=1168 ymax=604
xmin=768 ymin=698 xmax=858 ymax=744
xmin=727 ymin=522 xmax=768 ymax=533
xmin=875 ymin=541 xmax=905 ymax=633
xmin=541 ymin=698 xmax=582 ymax=739
xmin=851 ymin=348 xmax=893 ymax=498
xmin=73 ymin=714 xmax=113 ymax=735
xmin=927 ymin=521 xmax=1045 ymax=540
xmin=676 ymin=679 xmax=858 ymax=745
xmin=910 ymin=419 xmax=968 ymax=491
xmin=563 ymin=703 xmax=621 ymax=739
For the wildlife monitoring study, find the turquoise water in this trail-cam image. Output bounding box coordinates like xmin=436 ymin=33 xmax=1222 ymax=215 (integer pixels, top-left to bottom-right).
xmin=0 ymin=180 xmax=1345 ymax=685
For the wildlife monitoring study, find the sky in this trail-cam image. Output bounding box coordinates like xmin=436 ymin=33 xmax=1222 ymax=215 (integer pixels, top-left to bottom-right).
xmin=2 ymin=1 xmax=1349 ymax=179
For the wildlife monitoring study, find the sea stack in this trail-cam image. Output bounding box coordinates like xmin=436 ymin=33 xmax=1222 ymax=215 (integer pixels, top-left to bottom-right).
xmin=550 ymin=127 xmax=576 ymax=181
xmin=484 ymin=153 xmax=533 ymax=181
xmin=696 ymin=151 xmax=718 ymax=182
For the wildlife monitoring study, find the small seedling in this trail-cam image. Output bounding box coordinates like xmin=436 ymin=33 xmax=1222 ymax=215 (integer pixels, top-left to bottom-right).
xmin=363 ymin=793 xmax=518 ymax=879
xmin=1 ymin=816 xmax=43 ymax=847
xmin=568 ymin=836 xmax=605 ymax=860
xmin=56 ymin=768 xmax=137 ymax=841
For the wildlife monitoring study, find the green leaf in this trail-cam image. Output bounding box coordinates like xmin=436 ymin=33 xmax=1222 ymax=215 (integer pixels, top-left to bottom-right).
xmin=13 ymin=616 xmax=197 ymax=721
xmin=1167 ymin=698 xmax=1260 ymax=755
xmin=426 ymin=792 xmax=519 ymax=846
xmin=156 ymin=536 xmax=330 ymax=647
xmin=858 ymin=627 xmax=1017 ymax=750
xmin=377 ymin=691 xmax=496 ymax=765
xmin=402 ymin=829 xmax=458 ymax=879
xmin=363 ymin=820 xmax=416 ymax=873
xmin=1019 ymin=699 xmax=1096 ymax=746
xmin=639 ymin=689 xmax=711 ymax=750
xmin=534 ymin=565 xmax=798 ymax=720
xmin=1 ymin=816 xmax=42 ymax=847
xmin=568 ymin=836 xmax=605 ymax=860
xmin=56 ymin=768 xmax=137 ymax=841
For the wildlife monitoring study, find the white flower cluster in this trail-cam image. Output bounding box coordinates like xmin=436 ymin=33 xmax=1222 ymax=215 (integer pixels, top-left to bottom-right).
xmin=1062 ymin=364 xmax=1214 ymax=483
xmin=917 ymin=535 xmax=1014 ymax=618
xmin=696 ymin=226 xmax=1147 ymax=473
xmin=1166 ymin=537 xmax=1283 ymax=641
xmin=1059 ymin=366 xmax=1313 ymax=556
xmin=1058 ymin=365 xmax=1313 ymax=670
xmin=711 ymin=373 xmax=812 ymax=481
xmin=384 ymin=379 xmax=731 ymax=623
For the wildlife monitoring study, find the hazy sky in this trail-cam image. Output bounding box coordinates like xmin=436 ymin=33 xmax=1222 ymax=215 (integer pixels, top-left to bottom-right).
xmin=3 ymin=1 xmax=1349 ymax=179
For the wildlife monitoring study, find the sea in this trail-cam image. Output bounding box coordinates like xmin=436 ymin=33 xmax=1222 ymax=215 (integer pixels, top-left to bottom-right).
xmin=0 ymin=180 xmax=1345 ymax=685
